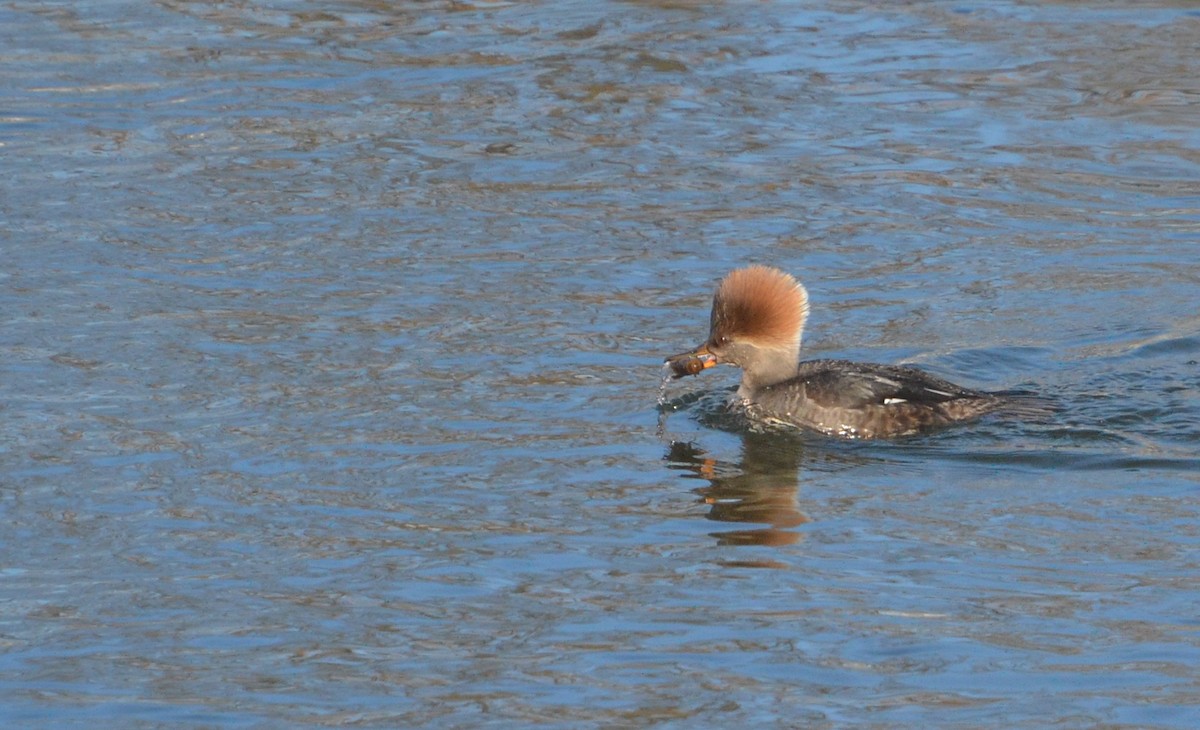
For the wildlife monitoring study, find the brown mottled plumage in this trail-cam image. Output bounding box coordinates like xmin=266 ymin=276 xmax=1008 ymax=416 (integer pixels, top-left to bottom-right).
xmin=666 ymin=265 xmax=1007 ymax=439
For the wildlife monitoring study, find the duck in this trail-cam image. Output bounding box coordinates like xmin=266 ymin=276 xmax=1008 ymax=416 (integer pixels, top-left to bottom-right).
xmin=665 ymin=265 xmax=1006 ymax=438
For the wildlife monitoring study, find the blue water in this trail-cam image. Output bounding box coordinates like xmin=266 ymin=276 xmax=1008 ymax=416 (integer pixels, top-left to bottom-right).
xmin=2 ymin=1 xmax=1199 ymax=727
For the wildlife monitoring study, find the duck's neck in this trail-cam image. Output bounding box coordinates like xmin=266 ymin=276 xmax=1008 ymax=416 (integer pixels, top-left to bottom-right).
xmin=737 ymin=344 xmax=800 ymax=396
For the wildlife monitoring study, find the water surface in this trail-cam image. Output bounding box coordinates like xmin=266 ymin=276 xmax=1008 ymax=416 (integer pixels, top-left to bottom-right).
xmin=2 ymin=1 xmax=1199 ymax=727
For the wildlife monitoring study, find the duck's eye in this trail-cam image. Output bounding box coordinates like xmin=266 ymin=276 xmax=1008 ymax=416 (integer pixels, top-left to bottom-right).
xmin=712 ymin=336 xmax=729 ymax=348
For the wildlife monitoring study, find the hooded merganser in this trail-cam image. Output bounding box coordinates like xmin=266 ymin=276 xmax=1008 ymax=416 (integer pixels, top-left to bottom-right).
xmin=666 ymin=265 xmax=1005 ymax=438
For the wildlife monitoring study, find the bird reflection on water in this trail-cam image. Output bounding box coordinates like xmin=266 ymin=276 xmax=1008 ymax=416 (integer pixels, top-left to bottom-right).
xmin=665 ymin=434 xmax=811 ymax=549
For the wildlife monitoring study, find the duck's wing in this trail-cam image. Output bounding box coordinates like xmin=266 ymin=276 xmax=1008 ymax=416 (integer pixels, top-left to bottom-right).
xmin=788 ymin=359 xmax=989 ymax=410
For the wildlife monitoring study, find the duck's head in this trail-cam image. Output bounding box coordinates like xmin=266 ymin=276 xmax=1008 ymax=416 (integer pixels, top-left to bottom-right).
xmin=666 ymin=265 xmax=809 ymax=390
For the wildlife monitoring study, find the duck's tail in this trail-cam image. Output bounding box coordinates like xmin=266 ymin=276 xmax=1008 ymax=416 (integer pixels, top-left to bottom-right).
xmin=992 ymin=389 xmax=1060 ymax=422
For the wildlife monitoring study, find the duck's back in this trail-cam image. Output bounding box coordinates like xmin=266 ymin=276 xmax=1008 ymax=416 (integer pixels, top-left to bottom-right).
xmin=745 ymin=359 xmax=1002 ymax=438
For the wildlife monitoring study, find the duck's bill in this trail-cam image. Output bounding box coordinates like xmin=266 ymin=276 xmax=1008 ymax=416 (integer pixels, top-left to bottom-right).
xmin=664 ymin=347 xmax=718 ymax=379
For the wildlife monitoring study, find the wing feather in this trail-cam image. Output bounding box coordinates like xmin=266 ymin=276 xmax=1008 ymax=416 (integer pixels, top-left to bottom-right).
xmin=783 ymin=360 xmax=984 ymax=409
